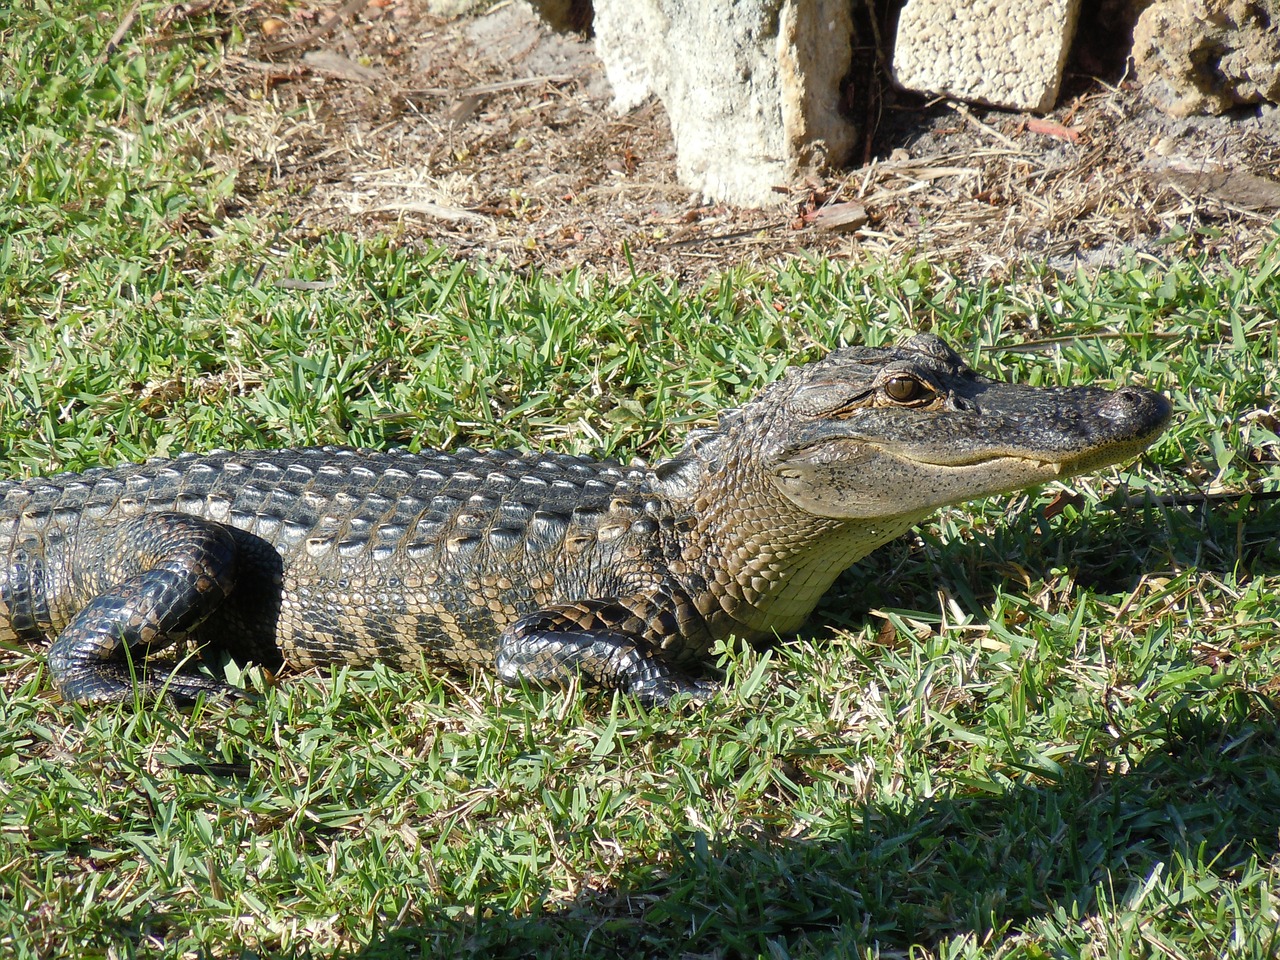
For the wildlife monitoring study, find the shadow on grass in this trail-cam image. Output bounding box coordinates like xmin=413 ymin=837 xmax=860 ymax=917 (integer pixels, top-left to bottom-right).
xmin=321 ymin=503 xmax=1280 ymax=958
xmin=817 ymin=493 xmax=1280 ymax=633
xmin=335 ymin=699 xmax=1279 ymax=959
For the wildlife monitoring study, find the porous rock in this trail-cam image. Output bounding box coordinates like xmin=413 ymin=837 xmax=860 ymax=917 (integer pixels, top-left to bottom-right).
xmin=1132 ymin=0 xmax=1280 ymax=117
xmin=891 ymin=0 xmax=1083 ymax=112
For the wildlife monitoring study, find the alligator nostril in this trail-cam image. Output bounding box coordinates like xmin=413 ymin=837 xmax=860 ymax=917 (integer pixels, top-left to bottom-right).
xmin=1098 ymin=387 xmax=1149 ymax=420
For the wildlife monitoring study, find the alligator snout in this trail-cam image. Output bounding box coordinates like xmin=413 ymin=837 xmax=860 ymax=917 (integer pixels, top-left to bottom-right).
xmin=1096 ymin=385 xmax=1171 ymax=433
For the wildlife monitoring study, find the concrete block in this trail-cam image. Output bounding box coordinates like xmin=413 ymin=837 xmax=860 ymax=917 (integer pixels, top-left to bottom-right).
xmin=892 ymin=0 xmax=1083 ymax=112
xmin=591 ymin=0 xmax=857 ymax=206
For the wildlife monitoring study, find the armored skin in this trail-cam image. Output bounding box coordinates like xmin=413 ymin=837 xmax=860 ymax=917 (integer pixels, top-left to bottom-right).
xmin=0 ymin=334 xmax=1171 ymax=705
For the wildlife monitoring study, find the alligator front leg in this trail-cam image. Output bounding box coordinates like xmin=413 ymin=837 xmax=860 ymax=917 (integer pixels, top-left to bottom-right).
xmin=496 ymin=597 xmax=717 ymax=706
xmin=46 ymin=513 xmax=239 ymax=705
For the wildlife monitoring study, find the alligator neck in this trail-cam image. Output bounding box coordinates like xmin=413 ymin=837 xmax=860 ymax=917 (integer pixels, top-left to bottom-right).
xmin=652 ymin=415 xmax=925 ymax=639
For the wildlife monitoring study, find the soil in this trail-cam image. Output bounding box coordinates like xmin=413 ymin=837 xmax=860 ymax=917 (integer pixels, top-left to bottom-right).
xmin=173 ymin=0 xmax=1280 ymax=282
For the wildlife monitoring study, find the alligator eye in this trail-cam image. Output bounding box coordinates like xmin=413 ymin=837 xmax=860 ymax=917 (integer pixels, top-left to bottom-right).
xmin=883 ymin=376 xmax=927 ymax=403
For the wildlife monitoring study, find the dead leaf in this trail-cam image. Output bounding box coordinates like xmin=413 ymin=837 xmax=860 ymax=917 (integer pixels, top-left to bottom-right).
xmin=1153 ymin=160 xmax=1280 ymax=210
xmin=302 ymin=51 xmax=384 ymax=83
xmin=1043 ymin=489 xmax=1085 ymax=519
xmin=804 ymin=201 xmax=867 ymax=233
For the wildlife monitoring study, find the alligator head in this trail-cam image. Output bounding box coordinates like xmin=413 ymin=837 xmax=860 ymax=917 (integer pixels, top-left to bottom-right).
xmin=655 ymin=332 xmax=1171 ymax=638
xmin=754 ymin=333 xmax=1171 ymax=519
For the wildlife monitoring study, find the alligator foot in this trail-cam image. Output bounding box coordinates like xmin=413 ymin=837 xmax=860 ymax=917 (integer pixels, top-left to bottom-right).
xmin=497 ymin=600 xmax=715 ymax=707
xmin=50 ymin=659 xmax=245 ymax=707
xmin=46 ymin=512 xmax=239 ymax=705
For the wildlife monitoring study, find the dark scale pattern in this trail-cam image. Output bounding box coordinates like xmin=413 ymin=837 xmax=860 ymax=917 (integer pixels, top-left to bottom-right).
xmin=0 ymin=335 xmax=1172 ymax=706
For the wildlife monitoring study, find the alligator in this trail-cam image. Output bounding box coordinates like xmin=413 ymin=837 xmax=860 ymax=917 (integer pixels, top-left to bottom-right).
xmin=0 ymin=334 xmax=1170 ymax=707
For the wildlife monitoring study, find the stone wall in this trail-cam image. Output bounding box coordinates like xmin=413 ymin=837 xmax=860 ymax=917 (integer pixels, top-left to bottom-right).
xmin=514 ymin=0 xmax=1280 ymax=206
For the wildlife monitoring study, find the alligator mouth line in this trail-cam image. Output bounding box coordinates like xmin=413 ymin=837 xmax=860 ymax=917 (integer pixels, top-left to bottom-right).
xmin=898 ymin=454 xmax=1072 ymax=476
xmin=880 ymin=448 xmax=1150 ymax=476
xmin=864 ymin=421 xmax=1170 ymax=476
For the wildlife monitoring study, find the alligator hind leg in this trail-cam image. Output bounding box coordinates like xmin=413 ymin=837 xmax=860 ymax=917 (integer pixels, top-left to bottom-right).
xmin=496 ymin=598 xmax=717 ymax=707
xmin=46 ymin=513 xmax=239 ymax=705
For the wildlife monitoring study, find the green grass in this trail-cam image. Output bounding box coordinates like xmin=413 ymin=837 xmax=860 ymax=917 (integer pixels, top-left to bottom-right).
xmin=2 ymin=2 xmax=1280 ymax=958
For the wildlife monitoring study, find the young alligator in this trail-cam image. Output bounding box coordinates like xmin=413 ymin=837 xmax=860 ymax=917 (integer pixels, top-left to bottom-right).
xmin=0 ymin=334 xmax=1170 ymax=706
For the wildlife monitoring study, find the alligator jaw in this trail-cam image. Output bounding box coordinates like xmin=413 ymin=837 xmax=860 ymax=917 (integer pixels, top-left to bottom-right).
xmin=769 ymin=444 xmax=1146 ymax=520
xmin=760 ymin=337 xmax=1172 ymax=521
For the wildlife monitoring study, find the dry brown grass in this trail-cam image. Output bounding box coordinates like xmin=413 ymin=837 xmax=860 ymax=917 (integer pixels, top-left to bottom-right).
xmin=160 ymin=0 xmax=1280 ymax=283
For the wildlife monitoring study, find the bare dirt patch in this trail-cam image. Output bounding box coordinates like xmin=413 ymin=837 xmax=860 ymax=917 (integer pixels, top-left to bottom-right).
xmin=182 ymin=0 xmax=1280 ymax=281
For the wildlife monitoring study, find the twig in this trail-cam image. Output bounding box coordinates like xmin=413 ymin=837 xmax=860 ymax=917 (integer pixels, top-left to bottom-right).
xmin=406 ymin=75 xmax=577 ymax=98
xmin=663 ymin=227 xmax=773 ymax=249
xmin=1025 ymin=117 xmax=1081 ymax=143
xmin=980 ymin=331 xmax=1188 ymax=352
xmin=1121 ymin=491 xmax=1280 ymax=509
xmin=228 ymin=56 xmax=306 ymax=77
xmin=98 ymin=1 xmax=140 ymax=63
xmin=948 ymin=101 xmax=1023 ymax=152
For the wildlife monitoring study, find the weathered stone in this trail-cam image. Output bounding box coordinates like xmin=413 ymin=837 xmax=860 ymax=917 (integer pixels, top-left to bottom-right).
xmin=424 ymin=0 xmax=487 ymax=17
xmin=1133 ymin=0 xmax=1280 ymax=117
xmin=891 ymin=0 xmax=1083 ymax=112
xmin=589 ymin=0 xmax=857 ymax=206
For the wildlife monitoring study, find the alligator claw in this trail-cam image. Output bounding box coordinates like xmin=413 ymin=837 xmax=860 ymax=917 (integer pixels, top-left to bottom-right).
xmin=632 ymin=674 xmax=719 ymax=708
